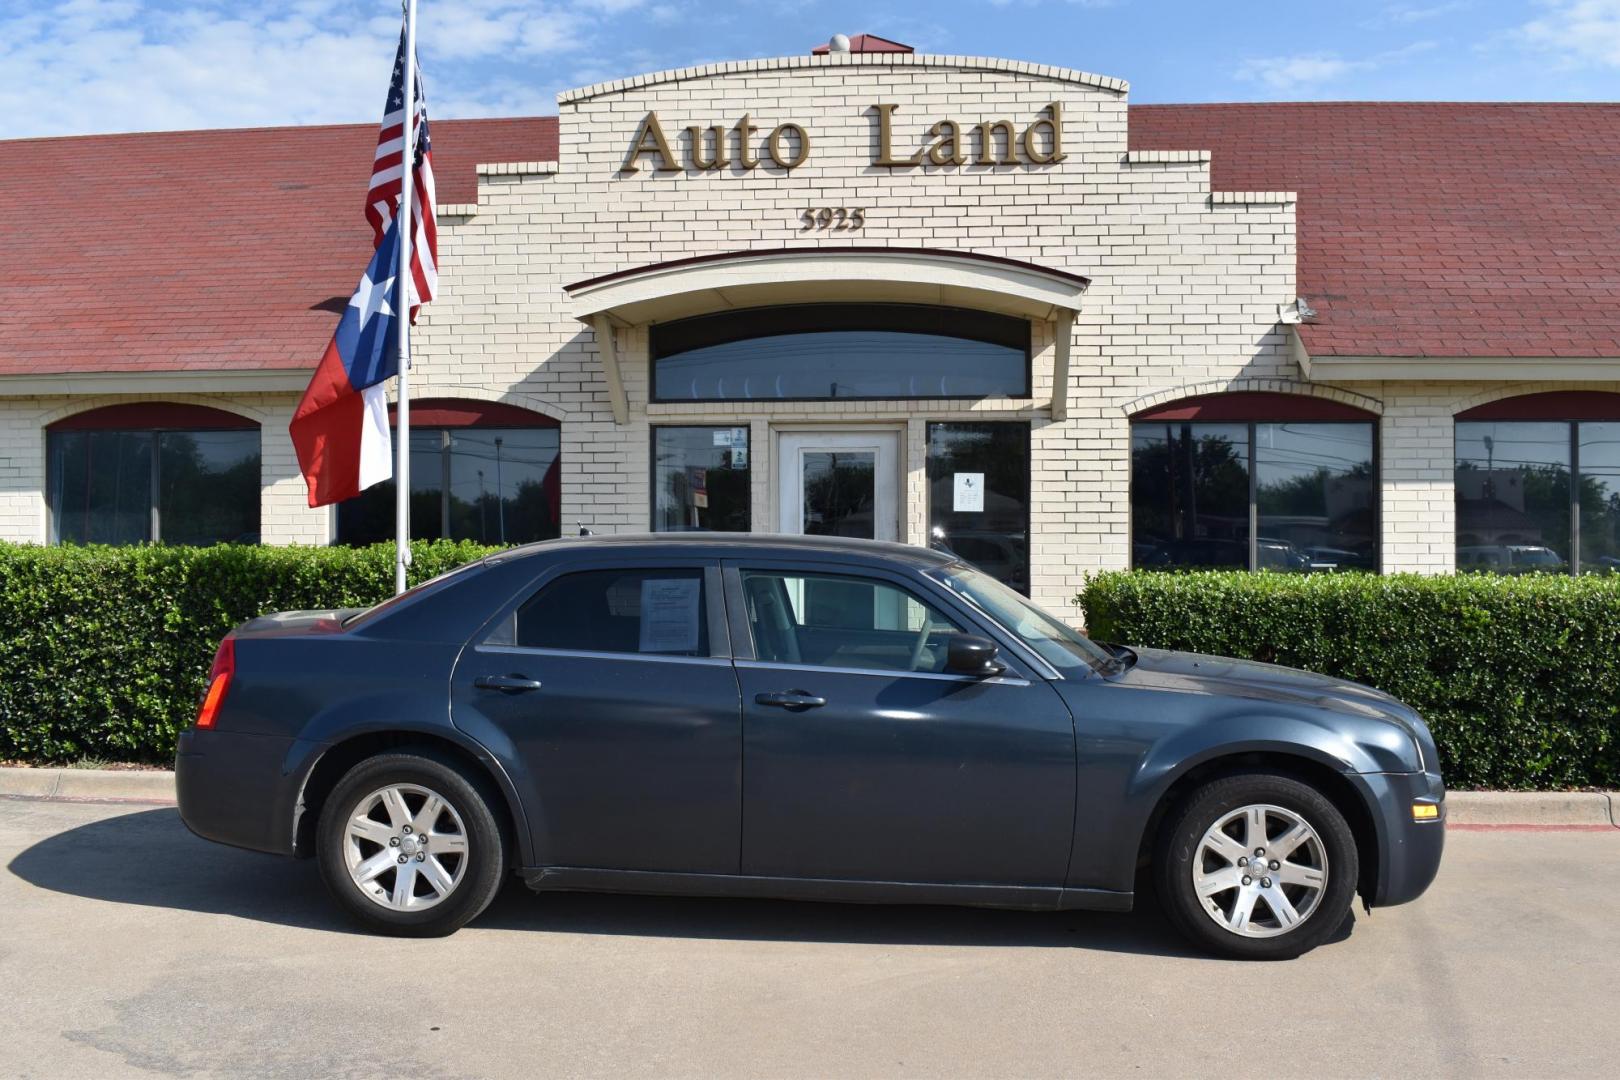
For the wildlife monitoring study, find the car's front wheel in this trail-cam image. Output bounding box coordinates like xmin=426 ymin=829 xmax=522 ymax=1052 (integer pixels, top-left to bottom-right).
xmin=316 ymin=750 xmax=506 ymax=936
xmin=1155 ymin=772 xmax=1359 ymax=960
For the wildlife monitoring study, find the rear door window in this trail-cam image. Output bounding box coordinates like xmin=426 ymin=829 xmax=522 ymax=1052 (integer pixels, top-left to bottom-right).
xmin=515 ymin=568 xmax=709 ymax=656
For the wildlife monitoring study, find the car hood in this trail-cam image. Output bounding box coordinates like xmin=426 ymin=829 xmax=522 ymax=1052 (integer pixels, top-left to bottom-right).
xmin=1113 ymin=646 xmax=1433 ymax=762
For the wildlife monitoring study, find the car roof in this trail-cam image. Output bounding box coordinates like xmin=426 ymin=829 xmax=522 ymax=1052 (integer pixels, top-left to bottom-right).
xmin=493 ymin=531 xmax=959 ymax=569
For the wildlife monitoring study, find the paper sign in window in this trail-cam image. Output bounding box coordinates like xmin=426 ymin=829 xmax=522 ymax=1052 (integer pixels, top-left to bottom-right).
xmin=639 ymin=578 xmax=701 ymax=653
xmin=953 ymin=472 xmax=985 ymax=512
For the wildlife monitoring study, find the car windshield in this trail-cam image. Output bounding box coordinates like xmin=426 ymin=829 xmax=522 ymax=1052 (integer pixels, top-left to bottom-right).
xmin=930 ymin=564 xmax=1113 ymax=674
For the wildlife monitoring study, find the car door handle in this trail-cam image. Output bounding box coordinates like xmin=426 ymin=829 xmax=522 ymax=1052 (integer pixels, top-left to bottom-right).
xmin=755 ymin=690 xmax=826 ymax=710
xmin=474 ymin=674 xmax=543 ymax=694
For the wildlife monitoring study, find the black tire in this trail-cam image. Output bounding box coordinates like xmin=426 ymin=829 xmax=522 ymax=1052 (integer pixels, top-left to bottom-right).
xmin=1154 ymin=772 xmax=1359 ymax=960
xmin=317 ymin=750 xmax=506 ymax=937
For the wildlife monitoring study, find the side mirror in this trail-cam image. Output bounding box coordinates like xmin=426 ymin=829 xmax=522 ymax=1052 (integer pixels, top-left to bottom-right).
xmin=945 ymin=634 xmax=1005 ymax=678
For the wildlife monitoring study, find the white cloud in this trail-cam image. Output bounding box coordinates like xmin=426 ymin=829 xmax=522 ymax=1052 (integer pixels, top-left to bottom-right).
xmin=0 ymin=0 xmax=645 ymax=137
xmin=1520 ymin=0 xmax=1620 ymax=68
xmin=1236 ymin=54 xmax=1358 ymax=92
xmin=1235 ymin=41 xmax=1437 ymax=94
xmin=427 ymin=1 xmax=588 ymax=60
xmin=1375 ymin=2 xmax=1468 ymax=25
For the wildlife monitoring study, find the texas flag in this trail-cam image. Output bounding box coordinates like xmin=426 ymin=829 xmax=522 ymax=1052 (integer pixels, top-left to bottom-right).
xmin=290 ymin=221 xmax=403 ymax=507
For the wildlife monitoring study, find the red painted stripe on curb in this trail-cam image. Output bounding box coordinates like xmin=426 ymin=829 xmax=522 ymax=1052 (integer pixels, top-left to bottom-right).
xmin=1448 ymin=822 xmax=1616 ymax=832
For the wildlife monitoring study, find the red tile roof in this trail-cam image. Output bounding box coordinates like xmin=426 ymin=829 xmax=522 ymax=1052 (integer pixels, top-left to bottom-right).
xmin=811 ymin=34 xmax=913 ymax=54
xmin=2 ymin=101 xmax=1616 ymax=378
xmin=0 ymin=117 xmax=556 ymax=377
xmin=1130 ymin=102 xmax=1620 ymax=359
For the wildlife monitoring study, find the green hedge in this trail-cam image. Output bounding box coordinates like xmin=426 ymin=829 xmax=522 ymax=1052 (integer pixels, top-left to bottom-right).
xmin=1078 ymin=571 xmax=1620 ymax=790
xmin=7 ymin=545 xmax=1617 ymax=786
xmin=0 ymin=541 xmax=497 ymax=764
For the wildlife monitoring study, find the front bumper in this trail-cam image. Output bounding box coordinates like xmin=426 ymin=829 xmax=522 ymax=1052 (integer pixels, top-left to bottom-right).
xmin=1362 ymin=768 xmax=1447 ymax=907
xmin=175 ymin=727 xmax=301 ymax=856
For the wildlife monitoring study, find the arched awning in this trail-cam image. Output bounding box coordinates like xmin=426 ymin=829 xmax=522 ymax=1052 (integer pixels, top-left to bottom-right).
xmin=566 ymin=247 xmax=1089 ymax=325
xmin=564 ymin=248 xmax=1090 ymax=423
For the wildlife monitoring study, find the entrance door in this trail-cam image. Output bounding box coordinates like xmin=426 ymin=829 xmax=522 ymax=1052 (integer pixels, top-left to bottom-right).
xmin=776 ymin=430 xmax=900 ymax=541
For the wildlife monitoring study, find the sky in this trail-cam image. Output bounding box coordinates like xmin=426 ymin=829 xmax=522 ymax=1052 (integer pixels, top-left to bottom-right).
xmin=3 ymin=0 xmax=1619 ymax=138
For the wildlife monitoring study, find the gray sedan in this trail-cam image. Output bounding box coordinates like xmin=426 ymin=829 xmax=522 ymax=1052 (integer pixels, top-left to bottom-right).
xmin=176 ymin=534 xmax=1445 ymax=959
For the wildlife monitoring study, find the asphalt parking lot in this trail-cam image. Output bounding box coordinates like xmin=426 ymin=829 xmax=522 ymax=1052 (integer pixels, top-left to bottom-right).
xmin=3 ymin=797 xmax=1617 ymax=1079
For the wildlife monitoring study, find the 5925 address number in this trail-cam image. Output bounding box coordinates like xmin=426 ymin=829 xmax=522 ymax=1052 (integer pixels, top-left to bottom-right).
xmin=801 ymin=207 xmax=866 ymax=230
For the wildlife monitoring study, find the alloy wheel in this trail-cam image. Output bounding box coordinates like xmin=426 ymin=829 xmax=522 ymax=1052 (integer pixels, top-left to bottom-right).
xmin=343 ymin=783 xmax=469 ymax=911
xmin=1192 ymin=803 xmax=1328 ymax=938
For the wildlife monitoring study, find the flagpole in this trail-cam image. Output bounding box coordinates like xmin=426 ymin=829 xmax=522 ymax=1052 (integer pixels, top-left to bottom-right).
xmin=394 ymin=0 xmax=418 ymax=596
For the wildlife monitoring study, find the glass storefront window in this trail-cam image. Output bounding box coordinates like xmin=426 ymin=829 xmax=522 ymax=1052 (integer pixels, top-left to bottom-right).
xmin=48 ymin=427 xmax=259 ymax=545
xmin=1579 ymin=423 xmax=1620 ymax=574
xmin=651 ymin=426 xmax=751 ymax=532
xmin=1455 ymin=421 xmax=1571 ymax=573
xmin=1131 ymin=422 xmax=1252 ymax=570
xmin=651 ymin=304 xmax=1030 ymax=402
xmin=927 ymin=422 xmax=1031 ymax=593
xmin=337 ymin=426 xmax=561 ymax=545
xmin=1456 ymin=418 xmax=1620 ymax=574
xmin=1256 ymin=423 xmax=1377 ymax=572
xmin=1132 ymin=420 xmax=1377 ymax=572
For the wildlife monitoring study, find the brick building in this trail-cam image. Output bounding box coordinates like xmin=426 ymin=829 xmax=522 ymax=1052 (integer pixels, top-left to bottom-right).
xmin=3 ymin=41 xmax=1619 ymax=614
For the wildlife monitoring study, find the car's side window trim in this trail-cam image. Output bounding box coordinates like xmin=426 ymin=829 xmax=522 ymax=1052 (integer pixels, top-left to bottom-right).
xmin=478 ymin=642 xmax=735 ymax=667
xmin=471 ymin=559 xmax=732 ymax=660
xmin=720 ymin=558 xmax=1039 ymax=682
xmin=734 ymin=657 xmax=1030 ymax=686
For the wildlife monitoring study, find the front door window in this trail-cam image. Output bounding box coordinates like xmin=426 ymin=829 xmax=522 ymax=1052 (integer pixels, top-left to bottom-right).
xmin=777 ymin=431 xmax=899 ymax=541
xmin=801 ymin=451 xmax=876 ymax=537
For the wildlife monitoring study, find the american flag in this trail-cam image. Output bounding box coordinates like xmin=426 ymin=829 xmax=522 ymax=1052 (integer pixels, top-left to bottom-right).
xmin=365 ymin=24 xmax=437 ymax=322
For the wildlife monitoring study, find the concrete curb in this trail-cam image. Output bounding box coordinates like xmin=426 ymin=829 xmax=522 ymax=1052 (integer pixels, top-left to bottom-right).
xmin=0 ymin=767 xmax=1616 ymax=827
xmin=0 ymin=766 xmax=178 ymax=804
xmin=1446 ymin=790 xmax=1616 ymax=828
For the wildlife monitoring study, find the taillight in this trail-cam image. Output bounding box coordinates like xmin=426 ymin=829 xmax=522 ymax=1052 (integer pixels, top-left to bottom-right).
xmin=196 ymin=637 xmax=235 ymax=729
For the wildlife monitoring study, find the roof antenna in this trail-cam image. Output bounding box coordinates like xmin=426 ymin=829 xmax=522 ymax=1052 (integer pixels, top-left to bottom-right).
xmin=578 ymin=522 xmax=594 ymax=536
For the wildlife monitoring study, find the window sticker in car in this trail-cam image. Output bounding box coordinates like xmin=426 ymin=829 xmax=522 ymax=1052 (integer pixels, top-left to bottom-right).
xmin=638 ymin=577 xmax=702 ymax=654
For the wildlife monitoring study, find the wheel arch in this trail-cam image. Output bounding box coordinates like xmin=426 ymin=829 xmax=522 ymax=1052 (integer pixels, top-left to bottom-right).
xmin=1134 ymin=750 xmax=1383 ymax=903
xmin=292 ymin=729 xmax=529 ymax=867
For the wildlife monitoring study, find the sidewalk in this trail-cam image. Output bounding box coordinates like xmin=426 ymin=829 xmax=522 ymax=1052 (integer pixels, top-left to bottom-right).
xmin=1 ymin=765 xmax=1615 ymax=827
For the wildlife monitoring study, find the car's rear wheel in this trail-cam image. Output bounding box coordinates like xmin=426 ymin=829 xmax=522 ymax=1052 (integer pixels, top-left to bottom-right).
xmin=316 ymin=751 xmax=506 ymax=937
xmin=1155 ymin=772 xmax=1358 ymax=960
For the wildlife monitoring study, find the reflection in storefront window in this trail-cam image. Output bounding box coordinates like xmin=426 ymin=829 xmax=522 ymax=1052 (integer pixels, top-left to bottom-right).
xmin=49 ymin=430 xmax=155 ymax=545
xmin=927 ymin=422 xmax=1031 ymax=593
xmin=1131 ymin=421 xmax=1377 ymax=572
xmin=1456 ymin=419 xmax=1620 ymax=574
xmin=1256 ymin=423 xmax=1377 ymax=572
xmin=48 ymin=428 xmax=260 ymax=546
xmin=1579 ymin=423 xmax=1620 ymax=573
xmin=158 ymin=431 xmax=263 ymax=545
xmin=651 ymin=426 xmax=751 ymax=532
xmin=1131 ymin=423 xmax=1251 ymax=570
xmin=800 ymin=451 xmax=876 ymax=538
xmin=1455 ymin=422 xmax=1571 ymax=573
xmin=651 ymin=304 xmax=1030 ymax=402
xmin=337 ymin=426 xmax=560 ymax=546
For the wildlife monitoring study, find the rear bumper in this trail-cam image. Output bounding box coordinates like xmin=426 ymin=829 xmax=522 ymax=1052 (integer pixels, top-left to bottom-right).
xmin=1363 ymin=768 xmax=1447 ymax=908
xmin=175 ymin=728 xmax=302 ymax=856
